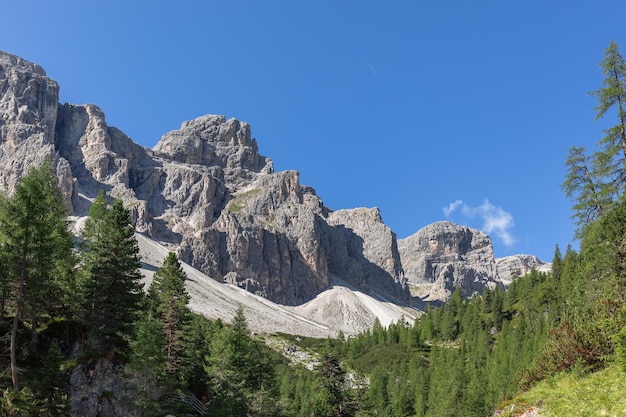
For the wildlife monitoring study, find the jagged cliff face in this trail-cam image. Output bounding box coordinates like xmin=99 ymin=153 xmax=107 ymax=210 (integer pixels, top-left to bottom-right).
xmin=496 ymin=254 xmax=551 ymax=285
xmin=398 ymin=221 xmax=500 ymax=302
xmin=0 ymin=52 xmax=75 ymax=201
xmin=0 ymin=50 xmax=408 ymax=306
xmin=2 ymin=50 xmax=544 ymax=308
xmin=327 ymin=208 xmax=406 ymax=296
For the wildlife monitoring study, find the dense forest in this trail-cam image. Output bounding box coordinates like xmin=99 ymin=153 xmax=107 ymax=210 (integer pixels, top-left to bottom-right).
xmin=1 ymin=41 xmax=626 ymax=416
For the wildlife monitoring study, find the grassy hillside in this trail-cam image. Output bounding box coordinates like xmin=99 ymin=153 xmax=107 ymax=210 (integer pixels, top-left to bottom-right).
xmin=497 ymin=363 xmax=626 ymax=417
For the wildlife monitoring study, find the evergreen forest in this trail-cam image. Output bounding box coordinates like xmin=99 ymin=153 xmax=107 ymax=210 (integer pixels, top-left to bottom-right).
xmin=1 ymin=42 xmax=626 ymax=416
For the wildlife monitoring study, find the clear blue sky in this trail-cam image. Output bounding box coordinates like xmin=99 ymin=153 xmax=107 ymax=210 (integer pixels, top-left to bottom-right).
xmin=3 ymin=1 xmax=625 ymax=261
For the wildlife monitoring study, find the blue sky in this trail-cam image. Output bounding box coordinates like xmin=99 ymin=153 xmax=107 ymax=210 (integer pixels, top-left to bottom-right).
xmin=2 ymin=1 xmax=625 ymax=261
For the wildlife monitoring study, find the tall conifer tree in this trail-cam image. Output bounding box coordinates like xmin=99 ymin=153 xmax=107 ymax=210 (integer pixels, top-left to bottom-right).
xmin=0 ymin=161 xmax=73 ymax=390
xmin=148 ymin=251 xmax=190 ymax=374
xmin=82 ymin=197 xmax=143 ymax=355
xmin=591 ymin=41 xmax=626 ymax=195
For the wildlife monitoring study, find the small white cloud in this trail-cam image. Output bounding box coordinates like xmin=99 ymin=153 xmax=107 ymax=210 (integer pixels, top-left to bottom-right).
xmin=443 ymin=200 xmax=463 ymax=217
xmin=447 ymin=199 xmax=516 ymax=247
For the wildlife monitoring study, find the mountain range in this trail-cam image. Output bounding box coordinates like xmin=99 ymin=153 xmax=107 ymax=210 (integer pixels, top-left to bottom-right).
xmin=0 ymin=50 xmax=549 ymax=336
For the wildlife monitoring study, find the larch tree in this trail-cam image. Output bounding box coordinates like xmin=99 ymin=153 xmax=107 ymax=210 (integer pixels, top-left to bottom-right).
xmin=81 ymin=197 xmax=144 ymax=355
xmin=0 ymin=161 xmax=74 ymax=390
xmin=591 ymin=41 xmax=626 ymax=195
xmin=312 ymin=351 xmax=356 ymax=417
xmin=563 ymin=42 xmax=626 ymax=232
xmin=81 ymin=190 xmax=108 ymax=243
xmin=562 ymin=146 xmax=607 ymax=232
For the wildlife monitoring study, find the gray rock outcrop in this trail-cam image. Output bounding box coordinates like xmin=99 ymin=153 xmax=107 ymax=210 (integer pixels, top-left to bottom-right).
xmin=69 ymin=359 xmax=144 ymax=417
xmin=0 ymin=50 xmax=408 ymax=307
xmin=327 ymin=207 xmax=408 ymax=300
xmin=0 ymin=49 xmax=548 ymax=310
xmin=0 ymin=52 xmax=75 ymax=203
xmin=398 ymin=221 xmax=500 ymax=302
xmin=496 ymin=254 xmax=552 ymax=285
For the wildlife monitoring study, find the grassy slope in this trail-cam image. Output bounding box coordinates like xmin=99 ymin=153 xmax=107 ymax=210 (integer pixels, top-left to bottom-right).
xmin=497 ymin=364 xmax=626 ymax=416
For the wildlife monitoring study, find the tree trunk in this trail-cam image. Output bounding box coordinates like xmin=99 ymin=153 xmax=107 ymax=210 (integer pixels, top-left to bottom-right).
xmin=30 ymin=310 xmax=38 ymax=352
xmin=11 ymin=216 xmax=30 ymax=391
xmin=11 ymin=271 xmax=26 ymax=390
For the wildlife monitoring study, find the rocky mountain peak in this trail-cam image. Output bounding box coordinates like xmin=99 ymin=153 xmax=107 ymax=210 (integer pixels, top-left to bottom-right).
xmin=153 ymin=114 xmax=273 ymax=188
xmin=0 ymin=50 xmax=70 ymax=198
xmin=0 ymin=50 xmax=548 ymax=325
xmin=398 ymin=221 xmax=498 ymax=302
xmin=496 ymin=254 xmax=551 ymax=285
xmin=412 ymin=220 xmax=491 ymax=260
xmin=0 ymin=51 xmax=412 ymax=308
xmin=0 ymin=51 xmax=47 ymax=75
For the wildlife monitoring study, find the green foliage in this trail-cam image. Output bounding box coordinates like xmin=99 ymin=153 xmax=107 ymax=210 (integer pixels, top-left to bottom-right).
xmin=128 ymin=312 xmax=167 ymax=415
xmin=82 ymin=197 xmax=144 ymax=355
xmin=614 ymin=307 xmax=626 ymax=372
xmin=562 ymin=146 xmax=608 ymax=232
xmin=0 ymin=387 xmax=43 ymax=417
xmin=204 ymin=305 xmax=281 ymax=416
xmin=148 ymin=251 xmax=190 ymax=375
xmin=591 ymin=41 xmax=626 ymax=195
xmin=322 ymin=261 xmax=571 ymax=417
xmin=311 ymin=352 xmax=354 ymax=417
xmin=565 ymin=42 xmax=626 ymax=233
xmin=498 ymin=364 xmax=626 ymax=416
xmin=0 ymin=161 xmax=74 ymax=390
xmin=180 ymin=313 xmax=216 ymax=398
xmin=227 ymin=188 xmax=262 ymax=212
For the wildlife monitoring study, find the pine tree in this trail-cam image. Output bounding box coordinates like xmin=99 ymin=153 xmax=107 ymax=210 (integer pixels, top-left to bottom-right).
xmin=148 ymin=252 xmax=190 ymax=375
xmin=81 ymin=190 xmax=108 ymax=241
xmin=560 ymin=244 xmax=580 ymax=306
xmin=0 ymin=161 xmax=73 ymax=390
xmin=551 ymin=245 xmax=563 ymax=284
xmin=82 ymin=197 xmax=144 ymax=355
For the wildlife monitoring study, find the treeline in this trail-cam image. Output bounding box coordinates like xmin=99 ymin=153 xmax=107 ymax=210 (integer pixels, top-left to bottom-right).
xmin=277 ymin=40 xmax=626 ymax=416
xmin=297 ymin=193 xmax=626 ymax=417
xmin=283 ymin=237 xmax=616 ymax=417
xmin=3 ymin=163 xmax=624 ymax=417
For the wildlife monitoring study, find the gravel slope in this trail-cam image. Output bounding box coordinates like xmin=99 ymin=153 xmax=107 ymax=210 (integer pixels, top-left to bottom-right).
xmin=138 ymin=233 xmax=422 ymax=337
xmin=137 ymin=234 xmax=333 ymax=338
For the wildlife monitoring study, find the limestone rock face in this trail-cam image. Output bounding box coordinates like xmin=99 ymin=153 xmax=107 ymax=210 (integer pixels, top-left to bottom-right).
xmin=153 ymin=114 xmax=273 ymax=187
xmin=69 ymin=359 xmax=143 ymax=417
xmin=496 ymin=254 xmax=552 ymax=285
xmin=327 ymin=207 xmax=408 ymax=300
xmin=398 ymin=221 xmax=499 ymax=302
xmin=0 ymin=50 xmax=412 ymax=307
xmin=0 ymin=50 xmax=547 ymax=310
xmin=0 ymin=51 xmax=75 ymax=202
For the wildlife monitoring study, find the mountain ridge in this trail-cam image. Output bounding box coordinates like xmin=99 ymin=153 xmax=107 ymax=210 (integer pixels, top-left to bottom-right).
xmin=0 ymin=50 xmax=549 ymax=334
